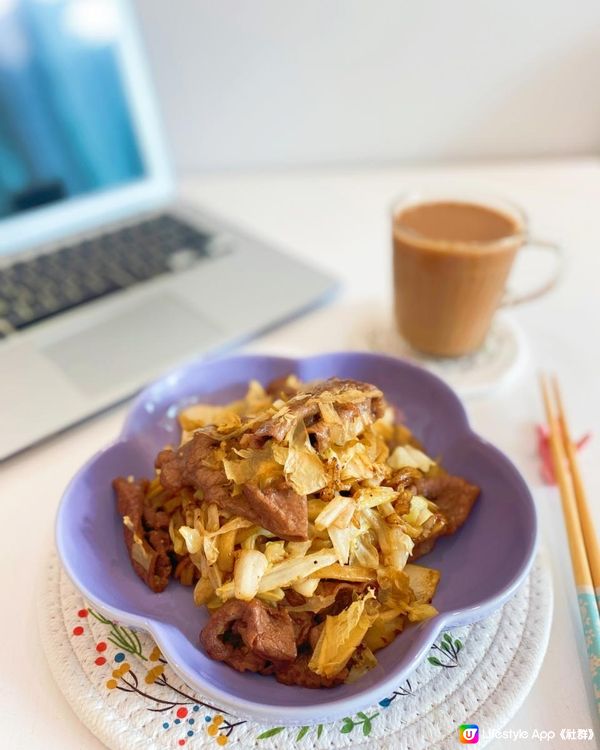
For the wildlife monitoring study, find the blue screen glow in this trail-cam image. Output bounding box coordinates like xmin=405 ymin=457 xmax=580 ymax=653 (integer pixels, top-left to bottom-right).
xmin=0 ymin=0 xmax=145 ymax=219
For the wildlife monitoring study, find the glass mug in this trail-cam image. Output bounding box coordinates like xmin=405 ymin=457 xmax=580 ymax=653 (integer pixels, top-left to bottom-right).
xmin=392 ymin=191 xmax=562 ymax=357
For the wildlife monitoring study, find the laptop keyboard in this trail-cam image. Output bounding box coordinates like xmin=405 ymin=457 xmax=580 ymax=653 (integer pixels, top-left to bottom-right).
xmin=0 ymin=214 xmax=212 ymax=336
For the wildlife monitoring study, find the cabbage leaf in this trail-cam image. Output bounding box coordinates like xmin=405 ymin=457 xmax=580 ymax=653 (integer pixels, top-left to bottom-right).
xmin=309 ymin=590 xmax=380 ymax=678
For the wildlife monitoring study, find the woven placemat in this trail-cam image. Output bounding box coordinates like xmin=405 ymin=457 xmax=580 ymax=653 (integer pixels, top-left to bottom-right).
xmin=39 ymin=552 xmax=552 ymax=750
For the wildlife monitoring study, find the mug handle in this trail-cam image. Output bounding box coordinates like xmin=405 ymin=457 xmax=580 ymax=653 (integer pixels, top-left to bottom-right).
xmin=501 ymin=238 xmax=563 ymax=307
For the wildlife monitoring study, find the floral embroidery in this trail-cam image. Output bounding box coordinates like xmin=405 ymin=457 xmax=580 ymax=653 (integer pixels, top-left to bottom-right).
xmin=427 ymin=632 xmax=463 ymax=668
xmin=73 ymin=605 xmax=467 ymax=744
xmin=79 ymin=607 xmax=246 ymax=746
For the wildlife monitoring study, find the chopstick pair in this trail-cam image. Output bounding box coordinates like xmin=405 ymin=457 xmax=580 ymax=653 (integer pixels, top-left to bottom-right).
xmin=539 ymin=375 xmax=600 ymax=718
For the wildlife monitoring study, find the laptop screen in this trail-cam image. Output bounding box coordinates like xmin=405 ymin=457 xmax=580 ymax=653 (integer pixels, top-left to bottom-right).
xmin=0 ymin=0 xmax=146 ymax=220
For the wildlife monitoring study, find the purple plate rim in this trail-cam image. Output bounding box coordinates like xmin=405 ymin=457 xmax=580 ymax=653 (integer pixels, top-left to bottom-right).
xmin=55 ymin=351 xmax=537 ymax=724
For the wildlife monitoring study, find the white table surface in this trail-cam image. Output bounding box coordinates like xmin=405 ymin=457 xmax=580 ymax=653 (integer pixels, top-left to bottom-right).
xmin=2 ymin=158 xmax=599 ymax=749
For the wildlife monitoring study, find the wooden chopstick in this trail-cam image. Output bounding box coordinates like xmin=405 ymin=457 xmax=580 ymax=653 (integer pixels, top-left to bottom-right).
xmin=552 ymin=376 xmax=600 ymax=603
xmin=540 ymin=374 xmax=600 ymax=718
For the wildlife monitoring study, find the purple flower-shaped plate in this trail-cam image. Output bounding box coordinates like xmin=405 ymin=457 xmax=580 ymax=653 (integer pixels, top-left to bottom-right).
xmin=56 ymin=352 xmax=537 ymax=724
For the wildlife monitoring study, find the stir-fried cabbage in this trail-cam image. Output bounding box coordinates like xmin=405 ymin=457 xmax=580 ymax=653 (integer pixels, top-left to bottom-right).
xmin=362 ymin=507 xmax=414 ymax=570
xmin=264 ymin=540 xmax=286 ymax=564
xmin=355 ymin=485 xmax=399 ymax=509
xmin=407 ymin=602 xmax=438 ymax=622
xmin=312 ymin=562 xmax=376 ymax=583
xmin=350 ymin=531 xmax=380 ymax=569
xmin=324 ymin=440 xmax=377 ymax=482
xmin=388 ymin=444 xmax=435 ymax=472
xmin=309 ymin=590 xmax=380 ymax=678
xmin=234 ymin=549 xmax=268 ymax=601
xmin=404 ymin=563 xmax=441 ymax=603
xmin=328 ymin=525 xmax=360 ymax=565
xmin=216 ymin=550 xmax=338 ymax=600
xmin=193 ymin=577 xmax=213 ymax=606
xmin=346 ymin=645 xmax=378 ymax=683
xmin=364 ymin=611 xmax=405 ymax=651
xmin=314 ymin=494 xmax=354 ymax=530
xmin=292 ymin=577 xmax=320 ymax=597
xmin=178 ymin=525 xmax=201 ymax=555
xmin=280 ymin=419 xmax=329 ymax=495
xmin=376 ymin=566 xmax=413 ymax=611
xmin=258 ymin=550 xmax=337 ymax=591
xmin=318 ymin=401 xmax=372 ymax=445
xmin=403 ymin=495 xmax=434 ymax=527
xmin=223 ymin=443 xmax=282 ymax=486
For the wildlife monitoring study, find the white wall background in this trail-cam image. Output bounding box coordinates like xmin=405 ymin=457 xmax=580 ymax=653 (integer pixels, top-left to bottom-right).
xmin=132 ymin=0 xmax=600 ymax=172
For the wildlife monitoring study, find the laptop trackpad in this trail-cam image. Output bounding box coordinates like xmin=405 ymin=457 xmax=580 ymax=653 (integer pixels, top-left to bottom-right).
xmin=43 ymin=295 xmax=222 ymax=396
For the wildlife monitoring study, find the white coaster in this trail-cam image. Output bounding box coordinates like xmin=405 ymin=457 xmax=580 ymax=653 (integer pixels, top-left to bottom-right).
xmin=356 ymin=306 xmax=528 ymax=399
xmin=39 ymin=552 xmax=551 ymax=750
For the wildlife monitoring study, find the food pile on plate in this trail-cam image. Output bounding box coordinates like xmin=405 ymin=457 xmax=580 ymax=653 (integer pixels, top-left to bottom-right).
xmin=113 ymin=376 xmax=479 ymax=687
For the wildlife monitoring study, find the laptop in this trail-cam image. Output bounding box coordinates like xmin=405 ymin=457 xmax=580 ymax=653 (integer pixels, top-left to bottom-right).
xmin=0 ymin=0 xmax=335 ymax=461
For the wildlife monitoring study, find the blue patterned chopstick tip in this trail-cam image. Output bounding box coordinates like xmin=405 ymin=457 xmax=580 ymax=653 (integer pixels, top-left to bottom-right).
xmin=577 ymin=589 xmax=600 ymax=712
